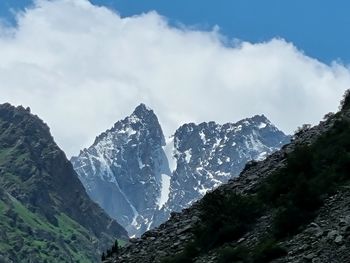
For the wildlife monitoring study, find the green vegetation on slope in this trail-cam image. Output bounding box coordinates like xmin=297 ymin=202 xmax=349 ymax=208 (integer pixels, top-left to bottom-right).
xmin=195 ymin=192 xmax=262 ymax=252
xmin=0 ymin=104 xmax=127 ymax=262
xmin=102 ymin=239 xmax=129 ymax=261
xmin=260 ymin=117 xmax=350 ymax=238
xmin=0 ymin=193 xmax=95 ymax=263
xmin=161 ymin=193 xmax=264 ymax=263
xmin=0 ymin=144 xmax=96 ymax=262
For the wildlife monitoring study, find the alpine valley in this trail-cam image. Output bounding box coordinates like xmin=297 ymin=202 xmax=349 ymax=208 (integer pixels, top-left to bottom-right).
xmin=71 ymin=104 xmax=290 ymax=237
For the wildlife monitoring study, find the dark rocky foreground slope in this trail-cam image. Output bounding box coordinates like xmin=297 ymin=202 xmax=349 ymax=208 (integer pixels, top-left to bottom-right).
xmin=0 ymin=103 xmax=127 ymax=263
xmin=106 ymin=94 xmax=350 ymax=263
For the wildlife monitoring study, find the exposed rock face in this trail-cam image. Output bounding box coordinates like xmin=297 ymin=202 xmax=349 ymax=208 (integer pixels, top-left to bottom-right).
xmin=155 ymin=115 xmax=289 ymax=227
xmin=71 ymin=104 xmax=170 ymax=236
xmin=72 ymin=105 xmax=289 ymax=237
xmin=0 ymin=103 xmax=127 ymax=263
xmin=107 ymin=106 xmax=350 ymax=263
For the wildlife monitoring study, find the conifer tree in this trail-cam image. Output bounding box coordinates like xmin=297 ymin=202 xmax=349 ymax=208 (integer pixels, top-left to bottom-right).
xmin=110 ymin=240 xmax=120 ymax=255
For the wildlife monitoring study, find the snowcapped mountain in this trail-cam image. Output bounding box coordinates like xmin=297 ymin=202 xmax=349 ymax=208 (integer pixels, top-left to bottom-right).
xmin=71 ymin=104 xmax=170 ymax=236
xmin=152 ymin=115 xmax=290 ymax=227
xmin=71 ymin=105 xmax=290 ymax=237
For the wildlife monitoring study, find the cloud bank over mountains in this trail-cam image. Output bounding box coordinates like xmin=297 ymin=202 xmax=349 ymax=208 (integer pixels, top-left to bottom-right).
xmin=1 ymin=0 xmax=349 ymax=157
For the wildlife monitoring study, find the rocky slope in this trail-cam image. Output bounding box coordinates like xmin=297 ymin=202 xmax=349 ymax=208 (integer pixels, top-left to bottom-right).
xmin=0 ymin=103 xmax=127 ymax=263
xmin=106 ymin=95 xmax=350 ymax=263
xmin=71 ymin=105 xmax=289 ymax=237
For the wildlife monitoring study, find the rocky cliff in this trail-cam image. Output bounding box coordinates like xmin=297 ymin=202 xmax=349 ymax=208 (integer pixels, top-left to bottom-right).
xmin=71 ymin=104 xmax=170 ymax=237
xmin=155 ymin=114 xmax=289 ymax=228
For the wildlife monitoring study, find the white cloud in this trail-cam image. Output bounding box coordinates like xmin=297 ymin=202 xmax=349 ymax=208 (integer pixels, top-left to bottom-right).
xmin=1 ymin=0 xmax=349 ymax=157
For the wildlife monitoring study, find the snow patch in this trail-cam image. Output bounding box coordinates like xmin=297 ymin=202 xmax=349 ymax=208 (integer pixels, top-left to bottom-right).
xmin=126 ymin=126 xmax=136 ymax=136
xmin=158 ymin=174 xmax=171 ymax=208
xmin=184 ymin=149 xmax=192 ymax=163
xmin=199 ymin=131 xmax=207 ymax=144
xmin=198 ymin=185 xmax=211 ymax=195
xmin=248 ymin=134 xmax=265 ymax=151
xmin=138 ymin=155 xmax=145 ymax=169
xmin=128 ymin=114 xmax=140 ymax=124
xmin=163 ymin=137 xmax=177 ymax=172
xmin=213 ymin=138 xmax=221 ymax=149
xmin=258 ymin=122 xmax=267 ymax=129
xmin=256 ymin=151 xmax=268 ymax=161
xmin=117 ymin=126 xmax=136 ymax=136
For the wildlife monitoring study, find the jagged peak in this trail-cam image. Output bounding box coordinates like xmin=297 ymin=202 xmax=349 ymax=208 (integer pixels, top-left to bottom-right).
xmin=249 ymin=114 xmax=271 ymax=123
xmin=130 ymin=103 xmax=156 ymax=120
xmin=0 ymin=102 xmax=52 ymax=139
xmin=87 ymin=103 xmax=164 ymax=148
xmin=0 ymin=103 xmax=32 ymax=115
xmin=175 ymin=114 xmax=275 ymax=136
xmin=134 ymin=103 xmax=152 ymax=112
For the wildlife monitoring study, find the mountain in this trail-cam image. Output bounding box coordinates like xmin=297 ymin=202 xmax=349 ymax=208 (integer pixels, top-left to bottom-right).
xmin=71 ymin=104 xmax=170 ymax=236
xmin=106 ymin=92 xmax=350 ymax=263
xmin=71 ymin=104 xmax=289 ymax=237
xmin=0 ymin=103 xmax=127 ymax=263
xmin=154 ymin=115 xmax=289 ymax=227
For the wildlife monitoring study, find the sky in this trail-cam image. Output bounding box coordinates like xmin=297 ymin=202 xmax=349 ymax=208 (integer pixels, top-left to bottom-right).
xmin=2 ymin=0 xmax=350 ymax=64
xmin=0 ymin=0 xmax=349 ymax=157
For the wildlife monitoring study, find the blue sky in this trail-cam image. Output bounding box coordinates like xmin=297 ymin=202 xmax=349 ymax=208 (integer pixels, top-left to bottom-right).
xmin=0 ymin=0 xmax=349 ymax=64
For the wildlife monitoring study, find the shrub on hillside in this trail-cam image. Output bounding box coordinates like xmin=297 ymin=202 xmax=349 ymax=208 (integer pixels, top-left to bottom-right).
xmin=218 ymin=246 xmax=249 ymax=263
xmin=251 ymin=238 xmax=287 ymax=263
xmin=196 ymin=191 xmax=263 ymax=251
xmin=259 ymin=118 xmax=350 ymax=239
xmin=340 ymin=89 xmax=350 ymax=110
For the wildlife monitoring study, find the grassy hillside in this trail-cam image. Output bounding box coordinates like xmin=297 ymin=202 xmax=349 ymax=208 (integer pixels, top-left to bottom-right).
xmin=0 ymin=104 xmax=127 ymax=262
xmin=0 ymin=191 xmax=97 ymax=262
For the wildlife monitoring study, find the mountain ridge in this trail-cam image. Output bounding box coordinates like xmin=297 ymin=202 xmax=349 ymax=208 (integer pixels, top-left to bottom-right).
xmin=71 ymin=103 xmax=290 ymax=237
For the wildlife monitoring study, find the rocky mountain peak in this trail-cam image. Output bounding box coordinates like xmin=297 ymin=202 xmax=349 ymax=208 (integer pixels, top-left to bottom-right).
xmin=133 ymin=103 xmax=153 ymax=118
xmin=71 ymin=104 xmax=169 ymax=237
xmin=0 ymin=103 xmax=51 ymax=140
xmin=126 ymin=103 xmax=159 ymax=130
xmin=155 ymin=114 xmax=290 ymax=226
xmin=127 ymin=103 xmax=165 ymax=146
xmin=72 ymin=106 xmax=290 ymax=238
xmin=90 ymin=103 xmax=165 ymax=149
